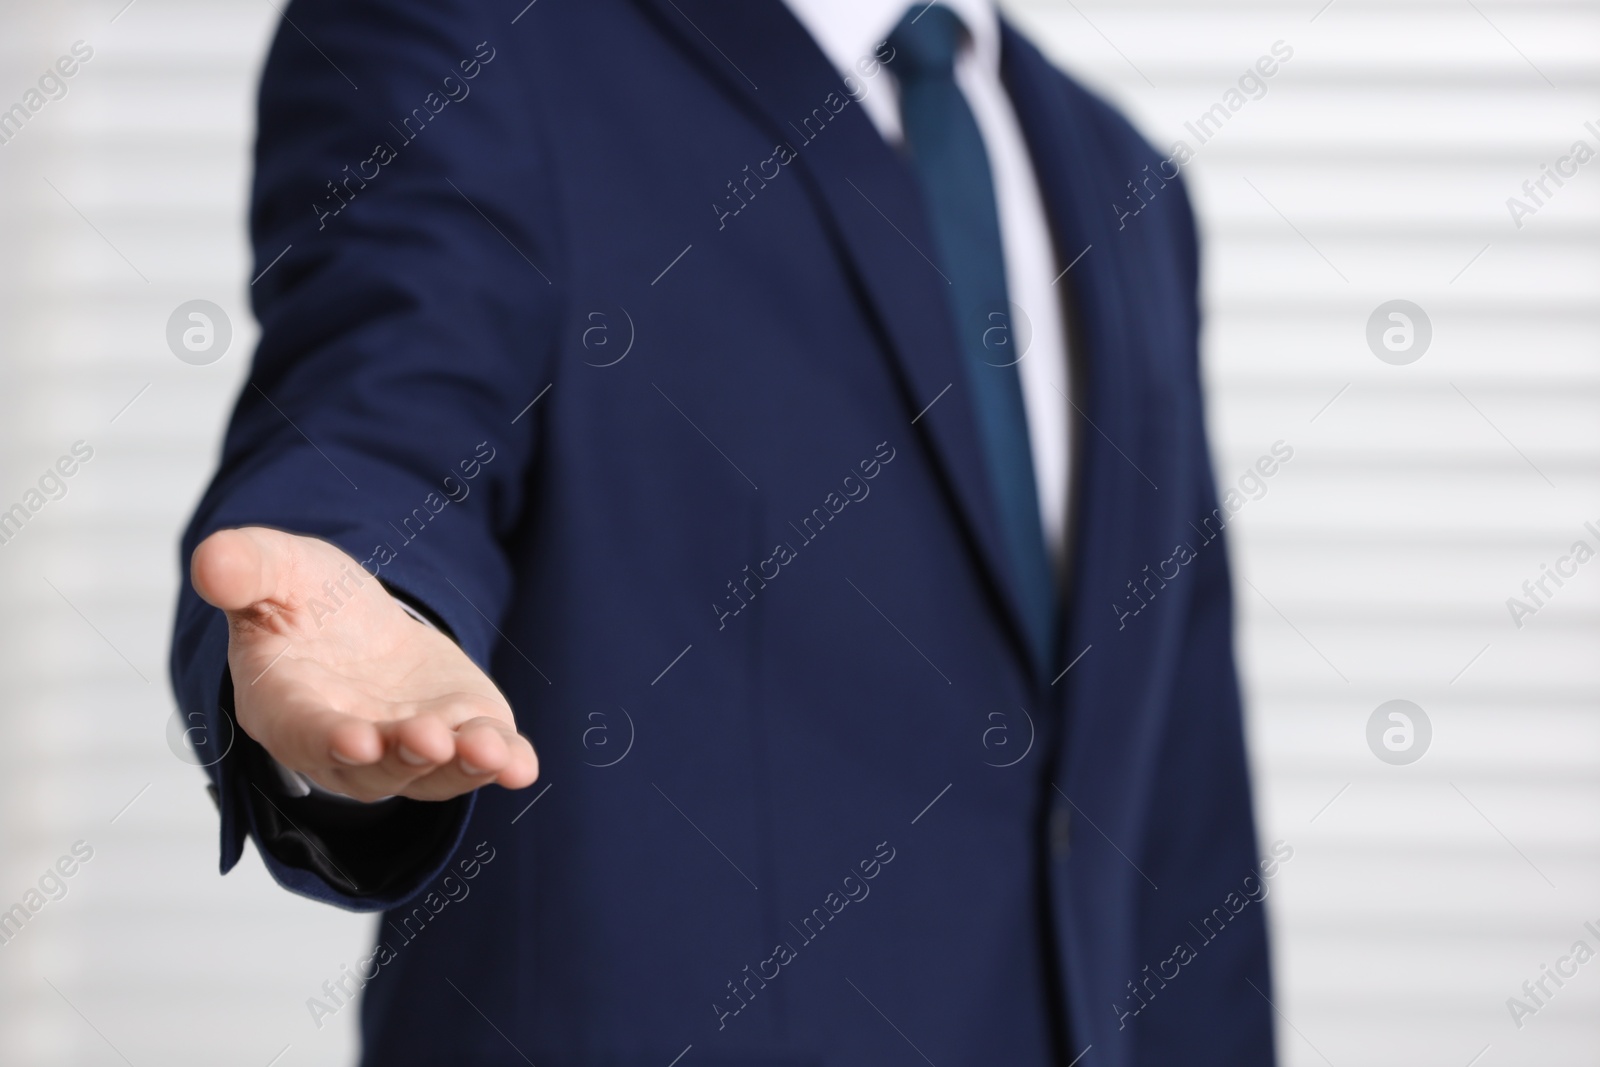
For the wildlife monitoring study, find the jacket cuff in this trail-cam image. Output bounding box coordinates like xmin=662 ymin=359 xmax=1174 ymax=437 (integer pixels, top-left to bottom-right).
xmin=205 ymin=577 xmax=479 ymax=911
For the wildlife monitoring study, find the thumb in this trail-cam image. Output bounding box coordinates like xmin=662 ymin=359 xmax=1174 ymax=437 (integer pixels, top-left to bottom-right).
xmin=190 ymin=526 xmax=302 ymax=614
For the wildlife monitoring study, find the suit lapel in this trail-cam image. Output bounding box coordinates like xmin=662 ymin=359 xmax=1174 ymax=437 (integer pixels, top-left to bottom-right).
xmin=631 ymin=0 xmax=1045 ymax=677
xmin=999 ymin=22 xmax=1151 ymax=675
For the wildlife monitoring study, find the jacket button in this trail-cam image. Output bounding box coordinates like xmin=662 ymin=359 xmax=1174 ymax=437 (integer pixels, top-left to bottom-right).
xmin=1050 ymin=806 xmax=1071 ymax=859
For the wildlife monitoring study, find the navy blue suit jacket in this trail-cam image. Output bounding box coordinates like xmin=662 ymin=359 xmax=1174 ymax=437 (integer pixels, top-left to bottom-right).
xmin=171 ymin=1 xmax=1274 ymax=1064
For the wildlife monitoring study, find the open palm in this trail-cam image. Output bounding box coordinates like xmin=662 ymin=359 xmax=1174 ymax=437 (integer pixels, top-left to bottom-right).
xmin=190 ymin=527 xmax=538 ymax=802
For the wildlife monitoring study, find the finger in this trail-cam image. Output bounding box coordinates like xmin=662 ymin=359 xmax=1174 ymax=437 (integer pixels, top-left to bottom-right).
xmin=328 ymin=713 xmax=387 ymax=768
xmin=391 ymin=713 xmax=457 ymax=770
xmin=191 ymin=527 xmax=299 ymax=613
xmin=396 ymin=719 xmax=538 ymax=801
xmin=495 ymin=732 xmax=539 ymax=790
xmin=240 ymin=692 xmax=385 ymax=776
xmin=454 ymin=716 xmax=515 ymax=777
xmin=308 ymin=710 xmax=476 ymax=799
xmin=329 ymin=714 xmax=458 ymax=799
xmin=286 ymin=713 xmax=405 ymax=804
xmin=456 ymin=717 xmax=538 ymax=789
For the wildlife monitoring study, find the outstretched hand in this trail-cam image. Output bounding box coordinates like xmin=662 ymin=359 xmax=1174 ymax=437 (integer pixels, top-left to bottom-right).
xmin=190 ymin=526 xmax=538 ymax=802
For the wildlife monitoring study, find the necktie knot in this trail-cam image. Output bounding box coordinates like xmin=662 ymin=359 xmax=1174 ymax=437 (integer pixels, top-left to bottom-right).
xmin=887 ymin=5 xmax=965 ymax=81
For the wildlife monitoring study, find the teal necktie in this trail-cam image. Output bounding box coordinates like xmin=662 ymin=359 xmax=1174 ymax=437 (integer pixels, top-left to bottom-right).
xmin=889 ymin=5 xmax=1057 ymax=668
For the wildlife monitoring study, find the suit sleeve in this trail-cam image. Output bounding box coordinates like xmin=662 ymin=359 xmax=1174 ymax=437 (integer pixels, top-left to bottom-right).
xmin=1129 ymin=171 xmax=1276 ymax=1061
xmin=169 ymin=0 xmax=560 ymax=912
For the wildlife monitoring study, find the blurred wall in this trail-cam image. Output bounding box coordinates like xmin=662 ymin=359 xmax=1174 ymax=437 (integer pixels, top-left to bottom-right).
xmin=0 ymin=1 xmax=1594 ymax=1065
xmin=0 ymin=2 xmax=370 ymax=1064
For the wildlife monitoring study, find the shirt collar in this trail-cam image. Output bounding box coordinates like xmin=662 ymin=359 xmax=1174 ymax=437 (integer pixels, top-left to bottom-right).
xmin=782 ymin=0 xmax=1000 ymax=84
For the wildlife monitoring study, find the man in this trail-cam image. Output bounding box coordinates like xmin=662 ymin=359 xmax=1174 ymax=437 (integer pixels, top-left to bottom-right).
xmin=172 ymin=0 xmax=1273 ymax=1063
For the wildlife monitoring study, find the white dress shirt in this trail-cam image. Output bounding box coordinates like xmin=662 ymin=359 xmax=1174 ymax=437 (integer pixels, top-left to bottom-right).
xmin=782 ymin=0 xmax=1073 ymax=572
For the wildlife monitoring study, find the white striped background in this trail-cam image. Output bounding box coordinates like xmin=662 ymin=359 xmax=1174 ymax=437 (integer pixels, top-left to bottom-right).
xmin=0 ymin=0 xmax=1594 ymax=1064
